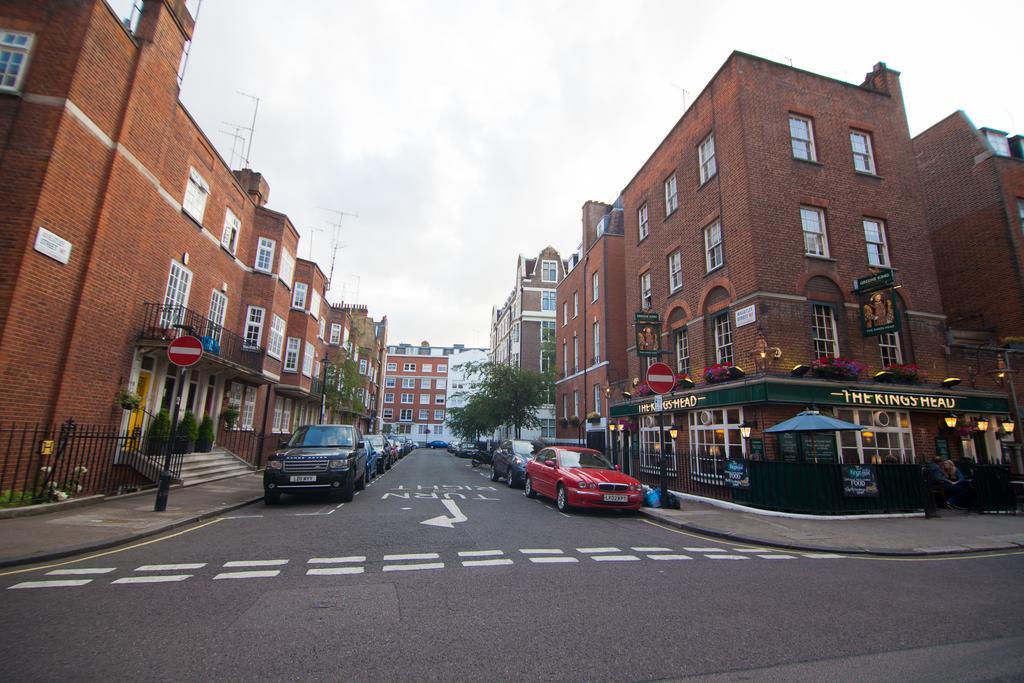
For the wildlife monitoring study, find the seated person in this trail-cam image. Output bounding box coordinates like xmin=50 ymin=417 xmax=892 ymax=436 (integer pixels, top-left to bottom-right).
xmin=940 ymin=459 xmax=973 ymax=509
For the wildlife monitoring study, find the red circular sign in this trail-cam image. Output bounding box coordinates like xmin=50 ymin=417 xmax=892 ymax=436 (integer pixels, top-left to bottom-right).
xmin=167 ymin=335 xmax=204 ymax=367
xmin=645 ymin=362 xmax=676 ymax=395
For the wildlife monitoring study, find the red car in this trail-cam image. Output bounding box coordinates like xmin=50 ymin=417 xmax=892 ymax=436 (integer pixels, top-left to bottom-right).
xmin=524 ymin=446 xmax=643 ymax=512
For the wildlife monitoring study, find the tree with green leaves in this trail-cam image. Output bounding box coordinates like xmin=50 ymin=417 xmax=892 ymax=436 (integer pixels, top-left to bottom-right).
xmin=323 ymin=351 xmax=364 ymax=423
xmin=446 ymin=397 xmax=500 ymax=442
xmin=458 ymin=361 xmax=553 ymax=439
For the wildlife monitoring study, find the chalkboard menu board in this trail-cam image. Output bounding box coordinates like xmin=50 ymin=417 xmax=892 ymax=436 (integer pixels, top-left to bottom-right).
xmin=748 ymin=438 xmax=765 ymax=461
xmin=842 ymin=464 xmax=879 ymax=497
xmin=724 ymin=459 xmax=751 ymax=489
xmin=778 ymin=433 xmax=799 ymax=463
xmin=802 ymin=433 xmax=838 ymax=464
xmin=935 ymin=437 xmax=950 ymax=460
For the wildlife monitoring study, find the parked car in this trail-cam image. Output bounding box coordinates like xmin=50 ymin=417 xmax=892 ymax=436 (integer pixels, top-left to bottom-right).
xmin=263 ymin=424 xmax=367 ymax=505
xmin=451 ymin=441 xmax=477 ymax=458
xmin=426 ymin=439 xmax=449 ymax=449
xmin=384 ymin=436 xmax=401 ymax=461
xmin=401 ymin=439 xmax=417 ymax=455
xmin=491 ymin=439 xmax=536 ymax=487
xmin=524 ymin=446 xmax=643 ymax=512
xmin=364 ymin=434 xmax=392 ymax=474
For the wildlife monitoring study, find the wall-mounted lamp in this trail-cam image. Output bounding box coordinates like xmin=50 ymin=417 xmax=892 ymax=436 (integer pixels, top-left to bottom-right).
xmin=739 ymin=420 xmax=756 ymax=439
xmin=1000 ymin=418 xmax=1016 ymax=435
xmin=677 ymin=377 xmax=695 ymax=390
xmin=943 ymin=413 xmax=958 ymax=429
xmin=941 ymin=377 xmax=961 ymax=388
xmin=667 ymin=426 xmax=679 ymax=439
xmin=791 ymin=364 xmax=811 ymax=377
xmin=754 ymin=329 xmax=782 ymax=372
xmin=874 ymin=370 xmax=895 ymax=383
xmin=976 ymin=417 xmax=990 ymax=432
xmin=732 ymin=366 xmax=747 ymax=379
xmin=609 ymin=423 xmax=618 ymax=433
xmin=622 ymin=390 xmax=632 ymax=399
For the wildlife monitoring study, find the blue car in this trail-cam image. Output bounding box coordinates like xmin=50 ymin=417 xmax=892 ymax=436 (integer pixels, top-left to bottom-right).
xmin=427 ymin=440 xmax=449 ymax=449
xmin=490 ymin=439 xmax=537 ymax=488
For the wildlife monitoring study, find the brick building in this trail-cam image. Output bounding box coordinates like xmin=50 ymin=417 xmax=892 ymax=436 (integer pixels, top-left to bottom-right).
xmin=489 ymin=247 xmax=564 ymax=440
xmin=0 ymin=1 xmax=387 ymax=494
xmin=554 ymin=200 xmax=628 ymax=448
xmin=381 ymin=341 xmax=484 ymax=443
xmin=607 ymin=52 xmax=1014 ymax=480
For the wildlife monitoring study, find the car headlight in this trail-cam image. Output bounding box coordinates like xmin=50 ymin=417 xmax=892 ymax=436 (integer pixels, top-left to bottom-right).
xmin=629 ymin=483 xmax=642 ymax=492
xmin=328 ymin=458 xmax=350 ymax=470
xmin=267 ymin=460 xmax=284 ymax=470
xmin=514 ymin=457 xmax=524 ymax=466
xmin=575 ymin=480 xmax=590 ymax=489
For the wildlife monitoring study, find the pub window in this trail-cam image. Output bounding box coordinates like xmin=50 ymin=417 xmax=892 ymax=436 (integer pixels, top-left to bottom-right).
xmin=639 ymin=415 xmax=676 ymax=475
xmin=878 ymin=331 xmax=903 ymax=367
xmin=836 ymin=409 xmax=914 ymax=464
xmin=810 ymin=303 xmax=839 ymax=358
xmin=688 ymin=408 xmax=744 ymax=482
xmin=674 ymin=328 xmax=690 ymax=376
xmin=713 ymin=313 xmax=733 ymax=364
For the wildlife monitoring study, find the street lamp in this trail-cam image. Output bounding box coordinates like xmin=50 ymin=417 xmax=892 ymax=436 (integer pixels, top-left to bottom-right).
xmin=976 ymin=417 xmax=990 ymax=432
xmin=739 ymin=420 xmax=756 ymax=440
xmin=943 ymin=413 xmax=958 ymax=429
xmin=1001 ymin=418 xmax=1016 ymax=435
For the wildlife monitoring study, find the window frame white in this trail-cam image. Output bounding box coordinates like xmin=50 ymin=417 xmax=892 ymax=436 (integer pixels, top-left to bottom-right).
xmin=664 ymin=174 xmax=679 ymax=215
xmin=593 ymin=321 xmax=600 ymax=363
xmin=278 ymin=250 xmax=295 ymax=289
xmin=283 ymin=337 xmax=301 ymax=372
xmin=541 ymin=290 xmax=556 ymax=312
xmin=800 ymin=206 xmax=829 ymax=258
xmin=640 ymin=271 xmax=652 ymax=308
xmin=638 ymin=203 xmax=649 ymax=241
xmin=403 ymin=362 xmax=417 ymax=372
xmin=789 ymin=115 xmax=816 ymax=161
xmin=668 ymin=250 xmax=683 ymax=293
xmin=699 ymin=133 xmax=717 ymax=183
xmin=878 ymin=331 xmax=903 ymax=368
xmin=713 ymin=312 xmax=733 ymax=365
xmin=674 ymin=327 xmax=690 ymax=376
xmin=309 ymin=289 xmax=322 ymax=320
xmin=255 ymin=237 xmax=275 ymax=273
xmin=207 ymin=289 xmax=227 ymax=344
xmin=863 ymin=218 xmax=890 ymax=268
xmin=243 ymin=306 xmax=265 ymax=350
xmin=850 ymin=130 xmax=876 ymax=174
xmin=541 ymin=260 xmax=558 ymax=283
xmin=386 ymin=362 xmax=397 ymax=372
xmin=182 ymin=167 xmax=209 ymax=223
xmin=220 ymin=208 xmax=241 ymax=255
xmin=0 ymin=30 xmax=34 ymax=93
xmin=402 ymin=378 xmax=415 ymax=389
xmin=573 ymin=292 xmax=579 ymax=318
xmin=267 ymin=314 xmax=285 ymax=360
xmin=384 ymin=392 xmax=394 ymax=404
xmin=399 ymin=409 xmax=413 ymax=422
xmin=329 ymin=324 xmax=342 ymax=345
xmin=591 ymin=272 xmax=599 ymax=302
xmin=302 ymin=342 xmax=315 ymax=377
xmin=161 ymin=261 xmax=192 ymax=327
xmin=704 ymin=220 xmax=723 ymax=272
xmin=401 ymin=393 xmax=414 ymax=404
xmin=810 ymin=303 xmax=840 ymax=359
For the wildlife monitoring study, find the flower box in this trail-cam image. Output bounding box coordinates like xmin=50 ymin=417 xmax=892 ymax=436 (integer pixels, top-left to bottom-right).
xmin=810 ymin=357 xmax=863 ymax=381
xmin=704 ymin=362 xmax=734 ymax=383
xmin=883 ymin=363 xmax=924 ymax=384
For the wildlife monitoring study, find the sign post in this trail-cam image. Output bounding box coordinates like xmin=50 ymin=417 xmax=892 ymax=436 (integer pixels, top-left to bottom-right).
xmin=155 ymin=336 xmax=203 ymax=512
xmin=646 ymin=362 xmax=676 ymax=508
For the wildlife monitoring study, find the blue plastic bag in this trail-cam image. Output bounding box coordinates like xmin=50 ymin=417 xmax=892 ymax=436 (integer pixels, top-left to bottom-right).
xmin=644 ymin=488 xmax=661 ymax=508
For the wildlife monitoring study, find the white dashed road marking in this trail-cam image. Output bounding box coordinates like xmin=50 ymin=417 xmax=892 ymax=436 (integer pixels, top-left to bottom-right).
xmin=735 ymin=549 xmax=770 ymax=553
xmin=136 ymin=563 xmax=207 ymax=571
xmin=10 ymin=579 xmax=93 ymax=589
xmin=308 ymin=556 xmax=366 ymax=564
xmin=307 ymin=567 xmax=365 ymax=576
xmin=458 ymin=550 xmax=504 ymax=557
xmin=223 ymin=560 xmax=288 ymax=567
xmin=759 ymin=555 xmax=796 ymax=560
xmin=462 ymin=559 xmax=514 ymax=568
xmin=529 ymin=557 xmax=578 ymax=564
xmin=383 ymin=553 xmax=440 ymax=561
xmin=591 ymin=554 xmax=641 ymax=562
xmin=214 ymin=570 xmax=281 ymax=580
xmin=519 ymin=549 xmax=564 ymax=555
xmin=112 ymin=575 xmax=191 ymax=584
xmin=648 ymin=554 xmax=692 ymax=561
xmin=382 ymin=562 xmax=445 ymax=572
xmin=632 ymin=547 xmax=672 ymax=552
xmin=577 ymin=547 xmax=620 ymax=554
xmin=46 ymin=568 xmax=116 ymax=575
xmin=685 ymin=547 xmax=725 ymax=552
xmin=803 ymin=553 xmax=845 ymax=559
xmin=706 ymin=555 xmax=749 ymax=560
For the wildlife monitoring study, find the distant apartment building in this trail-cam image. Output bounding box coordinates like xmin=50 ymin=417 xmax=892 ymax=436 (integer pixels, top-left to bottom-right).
xmin=489 ymin=248 xmax=565 ymax=440
xmin=381 ymin=342 xmax=485 ymax=443
xmin=444 ymin=346 xmax=489 ymax=439
xmin=554 ymin=200 xmax=628 ymax=447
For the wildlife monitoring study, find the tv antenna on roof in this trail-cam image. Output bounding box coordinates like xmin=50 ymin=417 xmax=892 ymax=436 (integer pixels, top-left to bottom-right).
xmin=236 ymin=91 xmax=260 ymax=167
xmin=218 ymin=124 xmax=248 ymax=169
xmin=320 ymin=207 xmax=358 ymax=293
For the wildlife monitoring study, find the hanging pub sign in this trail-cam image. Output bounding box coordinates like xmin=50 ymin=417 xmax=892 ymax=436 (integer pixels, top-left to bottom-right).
xmin=635 ymin=311 xmax=662 ymax=357
xmin=859 ymin=287 xmax=900 ymax=337
xmin=854 ymin=270 xmax=894 ymax=294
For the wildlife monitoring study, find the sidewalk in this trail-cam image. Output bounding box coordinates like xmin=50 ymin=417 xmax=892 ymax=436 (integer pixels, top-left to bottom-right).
xmin=640 ymin=497 xmax=1024 ymax=556
xmin=0 ymin=474 xmax=263 ymax=568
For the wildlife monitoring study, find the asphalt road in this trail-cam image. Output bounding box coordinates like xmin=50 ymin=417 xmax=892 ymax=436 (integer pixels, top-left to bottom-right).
xmin=3 ymin=448 xmax=1023 ymax=682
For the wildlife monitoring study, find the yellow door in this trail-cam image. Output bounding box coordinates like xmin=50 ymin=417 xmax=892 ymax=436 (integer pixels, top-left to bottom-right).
xmin=127 ymin=371 xmax=151 ymax=449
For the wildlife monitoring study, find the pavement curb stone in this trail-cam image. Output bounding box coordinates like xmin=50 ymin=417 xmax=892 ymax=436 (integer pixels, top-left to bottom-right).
xmin=638 ymin=508 xmax=1023 ymax=557
xmin=0 ymin=495 xmax=263 ymax=569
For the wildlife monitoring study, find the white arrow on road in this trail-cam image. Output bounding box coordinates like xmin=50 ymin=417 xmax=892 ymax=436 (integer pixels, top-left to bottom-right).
xmin=420 ymin=499 xmax=467 ymax=528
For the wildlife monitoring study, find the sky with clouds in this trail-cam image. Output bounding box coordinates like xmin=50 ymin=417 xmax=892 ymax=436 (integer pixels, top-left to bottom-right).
xmin=110 ymin=0 xmax=1024 ymax=348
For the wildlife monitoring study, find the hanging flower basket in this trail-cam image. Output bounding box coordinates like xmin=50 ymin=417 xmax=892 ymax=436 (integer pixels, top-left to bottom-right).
xmin=116 ymin=389 xmax=142 ymax=411
xmin=586 ymin=411 xmax=601 ymax=424
xmin=884 ymin=363 xmax=923 ymax=384
xmin=569 ymin=415 xmax=581 ymax=428
xmin=634 ymin=384 xmax=653 ymax=397
xmin=704 ymin=362 xmax=734 ymax=383
xmin=558 ymin=417 xmax=569 ymax=429
xmin=810 ymin=357 xmax=863 ymax=381
xmin=616 ymin=418 xmax=638 ymax=432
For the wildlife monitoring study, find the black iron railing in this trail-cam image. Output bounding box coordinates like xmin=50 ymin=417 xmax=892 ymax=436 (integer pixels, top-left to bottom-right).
xmin=216 ymin=428 xmax=263 ymax=468
xmin=0 ymin=420 xmax=173 ymax=506
xmin=140 ymin=303 xmax=265 ymax=373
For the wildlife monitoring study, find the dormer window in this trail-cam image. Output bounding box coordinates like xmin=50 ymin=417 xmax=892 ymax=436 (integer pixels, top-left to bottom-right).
xmin=983 ymin=129 xmax=1011 ymax=157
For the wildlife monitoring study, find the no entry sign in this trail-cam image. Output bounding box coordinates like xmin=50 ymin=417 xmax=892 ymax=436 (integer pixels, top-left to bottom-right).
xmin=167 ymin=335 xmax=204 ymax=367
xmin=645 ymin=362 xmax=676 ymax=395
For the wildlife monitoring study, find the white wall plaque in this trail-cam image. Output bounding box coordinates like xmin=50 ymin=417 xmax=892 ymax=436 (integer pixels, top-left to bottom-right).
xmin=734 ymin=304 xmax=756 ymax=328
xmin=34 ymin=227 xmax=72 ymax=265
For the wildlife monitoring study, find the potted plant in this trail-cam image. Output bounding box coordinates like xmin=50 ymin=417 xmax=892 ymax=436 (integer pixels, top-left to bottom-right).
xmin=195 ymin=415 xmax=215 ymax=452
xmin=116 ymin=389 xmax=142 ymax=411
xmin=586 ymin=411 xmax=601 ymax=424
xmin=704 ymin=362 xmax=734 ymax=383
xmin=145 ymin=409 xmax=171 ymax=456
xmin=558 ymin=417 xmax=569 ymax=429
xmin=569 ymin=415 xmax=581 ymax=428
xmin=810 ymin=357 xmax=863 ymax=381
xmin=884 ymin=363 xmax=923 ymax=384
xmin=221 ymin=405 xmax=240 ymax=430
xmin=634 ymin=384 xmax=653 ymax=397
xmin=174 ymin=410 xmax=198 ymax=454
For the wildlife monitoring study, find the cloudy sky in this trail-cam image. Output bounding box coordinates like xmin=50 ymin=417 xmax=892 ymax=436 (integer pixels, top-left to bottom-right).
xmin=112 ymin=1 xmax=1023 ymax=348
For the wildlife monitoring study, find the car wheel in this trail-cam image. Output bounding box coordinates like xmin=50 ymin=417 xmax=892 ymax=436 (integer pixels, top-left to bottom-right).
xmin=335 ymin=476 xmax=355 ymax=503
xmin=385 ymin=457 xmax=392 ymax=471
xmin=263 ymin=490 xmax=280 ymax=505
xmin=490 ymin=466 xmax=500 ymax=482
xmin=524 ymin=476 xmax=537 ymax=498
xmin=355 ymin=472 xmax=365 ymax=491
xmin=507 ymin=468 xmax=516 ymax=488
xmin=556 ymin=485 xmax=571 ymax=513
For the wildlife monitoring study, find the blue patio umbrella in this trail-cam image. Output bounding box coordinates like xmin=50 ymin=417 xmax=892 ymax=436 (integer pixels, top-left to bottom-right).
xmin=764 ymin=410 xmax=865 ymax=433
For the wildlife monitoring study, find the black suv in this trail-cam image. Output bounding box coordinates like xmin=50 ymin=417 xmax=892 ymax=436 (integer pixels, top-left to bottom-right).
xmin=264 ymin=424 xmax=366 ymax=505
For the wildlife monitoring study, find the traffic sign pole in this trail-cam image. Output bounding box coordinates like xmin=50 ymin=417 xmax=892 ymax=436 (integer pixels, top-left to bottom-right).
xmin=154 ymin=365 xmax=187 ymax=512
xmin=645 ymin=362 xmax=676 ymax=509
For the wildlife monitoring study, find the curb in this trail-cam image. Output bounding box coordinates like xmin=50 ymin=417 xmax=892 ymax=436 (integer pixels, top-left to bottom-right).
xmin=0 ymin=495 xmax=263 ymax=569
xmin=0 ymin=494 xmax=106 ymax=519
xmin=637 ymin=508 xmax=1022 ymax=557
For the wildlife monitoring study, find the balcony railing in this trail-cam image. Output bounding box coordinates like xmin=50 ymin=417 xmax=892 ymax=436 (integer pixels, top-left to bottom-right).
xmin=141 ymin=303 xmax=265 ymax=374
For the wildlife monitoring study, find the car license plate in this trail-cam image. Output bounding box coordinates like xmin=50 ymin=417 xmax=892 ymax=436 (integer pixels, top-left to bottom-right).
xmin=603 ymin=494 xmax=628 ymax=502
xmin=290 ymin=475 xmax=317 ymax=483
